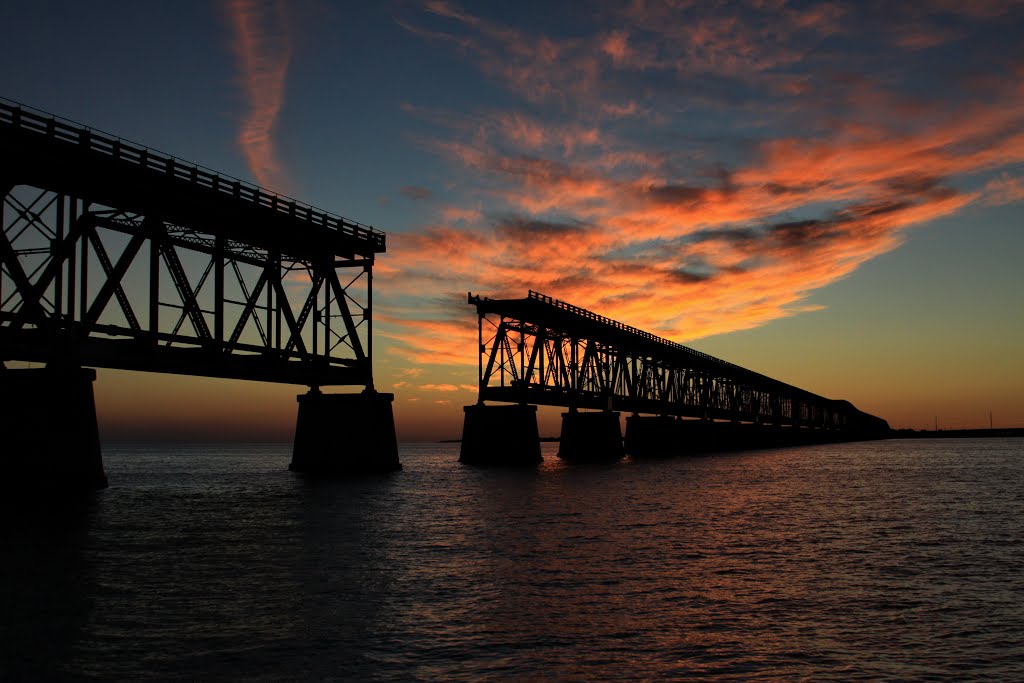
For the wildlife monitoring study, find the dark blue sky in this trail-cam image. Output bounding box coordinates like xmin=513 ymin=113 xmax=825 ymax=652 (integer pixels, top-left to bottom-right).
xmin=2 ymin=0 xmax=1022 ymax=438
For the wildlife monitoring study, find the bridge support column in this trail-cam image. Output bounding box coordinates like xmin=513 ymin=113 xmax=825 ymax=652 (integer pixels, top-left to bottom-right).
xmin=0 ymin=367 xmax=107 ymax=491
xmin=291 ymin=390 xmax=401 ymax=475
xmin=558 ymin=410 xmax=624 ymax=462
xmin=678 ymin=419 xmax=718 ymax=453
xmin=624 ymin=415 xmax=680 ymax=457
xmin=459 ymin=404 xmax=542 ymax=466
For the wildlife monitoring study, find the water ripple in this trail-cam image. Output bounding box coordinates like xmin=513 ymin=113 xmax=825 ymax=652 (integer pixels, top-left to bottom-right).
xmin=2 ymin=439 xmax=1022 ymax=680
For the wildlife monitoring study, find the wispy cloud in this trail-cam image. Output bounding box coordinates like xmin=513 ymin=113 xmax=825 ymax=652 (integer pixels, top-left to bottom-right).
xmin=400 ymin=185 xmax=434 ymax=201
xmin=420 ymin=383 xmax=476 ymax=392
xmin=226 ymin=0 xmax=291 ymax=192
xmin=984 ymin=174 xmax=1024 ymax=205
xmin=383 ymin=2 xmax=1024 ymax=368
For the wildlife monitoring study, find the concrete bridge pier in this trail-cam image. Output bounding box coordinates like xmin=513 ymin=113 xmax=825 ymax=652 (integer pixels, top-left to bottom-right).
xmin=459 ymin=403 xmax=542 ymax=466
xmin=558 ymin=409 xmax=624 ymax=462
xmin=0 ymin=367 xmax=108 ymax=491
xmin=624 ymin=415 xmax=680 ymax=457
xmin=291 ymin=389 xmax=401 ymax=475
xmin=674 ymin=418 xmax=714 ymax=453
xmin=695 ymin=420 xmax=770 ymax=452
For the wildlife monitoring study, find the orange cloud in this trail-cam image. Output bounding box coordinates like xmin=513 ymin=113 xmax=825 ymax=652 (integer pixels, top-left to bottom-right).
xmin=439 ymin=205 xmax=483 ymax=223
xmin=380 ymin=3 xmax=1024 ymax=372
xmin=984 ymin=174 xmax=1024 ymax=205
xmin=376 ymin=313 xmax=478 ymax=366
xmin=401 ymin=185 xmax=433 ymax=200
xmin=419 ymin=383 xmax=476 ymax=392
xmin=227 ymin=0 xmax=291 ymax=192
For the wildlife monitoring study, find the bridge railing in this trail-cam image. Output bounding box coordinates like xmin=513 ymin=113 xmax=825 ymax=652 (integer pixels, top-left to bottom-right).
xmin=0 ymin=98 xmax=385 ymax=251
xmin=473 ymin=290 xmax=825 ymax=402
xmin=473 ymin=291 xmax=887 ymax=430
xmin=526 ymin=290 xmax=756 ymax=374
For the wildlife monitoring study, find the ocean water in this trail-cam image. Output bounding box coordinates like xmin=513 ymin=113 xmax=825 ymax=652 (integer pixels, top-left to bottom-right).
xmin=2 ymin=439 xmax=1023 ymax=681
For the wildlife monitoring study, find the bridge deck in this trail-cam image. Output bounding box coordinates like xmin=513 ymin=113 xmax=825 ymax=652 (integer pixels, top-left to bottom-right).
xmin=0 ymin=100 xmax=384 ymax=260
xmin=471 ymin=291 xmax=889 ymax=435
xmin=473 ymin=290 xmax=822 ymax=401
xmin=0 ymin=99 xmax=382 ymax=387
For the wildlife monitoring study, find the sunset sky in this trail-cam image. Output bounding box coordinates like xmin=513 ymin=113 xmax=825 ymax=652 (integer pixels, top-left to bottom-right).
xmin=1 ymin=1 xmax=1022 ymax=440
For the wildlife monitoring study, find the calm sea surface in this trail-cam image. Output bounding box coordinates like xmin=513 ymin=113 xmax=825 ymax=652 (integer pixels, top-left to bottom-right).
xmin=3 ymin=439 xmax=1023 ymax=681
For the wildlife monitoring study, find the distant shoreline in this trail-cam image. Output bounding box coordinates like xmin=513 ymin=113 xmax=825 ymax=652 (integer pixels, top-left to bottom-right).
xmin=439 ymin=436 xmax=561 ymax=443
xmin=889 ymin=428 xmax=1024 ymax=439
xmin=439 ymin=429 xmax=1024 ymax=444
xmin=439 ymin=430 xmax=1024 ymax=443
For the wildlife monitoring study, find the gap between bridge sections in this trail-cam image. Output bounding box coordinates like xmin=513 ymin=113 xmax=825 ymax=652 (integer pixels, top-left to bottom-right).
xmin=0 ymin=98 xmax=398 ymax=491
xmin=460 ymin=290 xmax=891 ymax=466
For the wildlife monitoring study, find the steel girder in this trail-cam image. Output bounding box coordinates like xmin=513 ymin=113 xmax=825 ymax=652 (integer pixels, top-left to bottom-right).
xmin=472 ymin=291 xmax=887 ymax=434
xmin=0 ymin=101 xmax=382 ymax=387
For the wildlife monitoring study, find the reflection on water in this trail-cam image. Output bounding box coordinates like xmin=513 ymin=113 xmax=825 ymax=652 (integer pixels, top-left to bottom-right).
xmin=2 ymin=439 xmax=1023 ymax=680
xmin=1 ymin=501 xmax=97 ymax=680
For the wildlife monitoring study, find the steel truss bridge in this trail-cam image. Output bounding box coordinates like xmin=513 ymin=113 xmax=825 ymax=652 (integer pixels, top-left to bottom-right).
xmin=0 ymin=100 xmax=384 ymax=388
xmin=471 ymin=291 xmax=888 ymax=433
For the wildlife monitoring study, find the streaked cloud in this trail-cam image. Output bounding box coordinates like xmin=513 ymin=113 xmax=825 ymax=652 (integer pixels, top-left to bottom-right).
xmin=984 ymin=174 xmax=1024 ymax=205
xmin=226 ymin=0 xmax=291 ymax=192
xmin=420 ymin=383 xmax=476 ymax=392
xmin=400 ymin=185 xmax=434 ymax=201
xmin=383 ymin=2 xmax=1024 ymax=370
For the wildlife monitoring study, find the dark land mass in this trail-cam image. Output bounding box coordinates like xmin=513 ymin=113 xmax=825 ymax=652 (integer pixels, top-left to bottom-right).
xmin=439 ymin=437 xmax=561 ymax=443
xmin=441 ymin=431 xmax=1024 ymax=444
xmin=891 ymin=428 xmax=1024 ymax=439
xmin=439 ymin=431 xmax=1024 ymax=444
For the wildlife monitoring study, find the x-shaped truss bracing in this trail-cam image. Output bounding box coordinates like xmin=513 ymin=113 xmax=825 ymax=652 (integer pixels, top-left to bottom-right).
xmin=472 ymin=292 xmax=884 ymax=433
xmin=0 ymin=186 xmax=374 ymax=387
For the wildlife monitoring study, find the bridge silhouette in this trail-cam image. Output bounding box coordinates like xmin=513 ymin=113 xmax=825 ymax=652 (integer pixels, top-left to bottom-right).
xmin=1 ymin=98 xmax=890 ymax=487
xmin=0 ymin=99 xmax=398 ymax=489
xmin=460 ymin=291 xmax=890 ymax=465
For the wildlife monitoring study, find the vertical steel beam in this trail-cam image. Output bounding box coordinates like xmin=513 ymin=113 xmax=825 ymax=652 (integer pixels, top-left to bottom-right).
xmin=536 ymin=328 xmax=544 ymax=388
xmin=67 ymin=198 xmax=77 ymax=322
xmin=54 ymin=194 xmax=64 ymax=318
xmin=366 ymin=260 xmax=373 ymax=389
xmin=79 ymin=203 xmax=89 ymax=326
xmin=267 ymin=255 xmax=275 ymax=350
xmin=214 ymin=235 xmax=224 ymax=347
xmin=521 ymin=328 xmax=529 ymax=395
xmin=321 ymin=266 xmax=328 ymax=359
xmin=477 ymin=311 xmax=484 ymax=402
xmin=149 ymin=231 xmax=160 ymax=340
